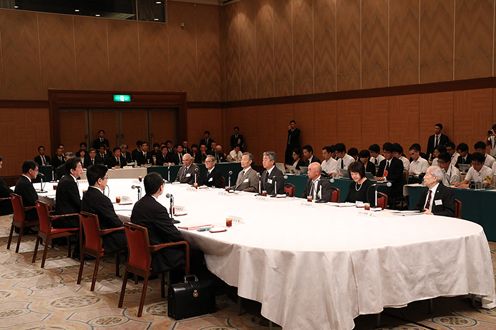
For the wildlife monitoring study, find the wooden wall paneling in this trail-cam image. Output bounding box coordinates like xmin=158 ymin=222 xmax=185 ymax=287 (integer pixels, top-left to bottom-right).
xmin=196 ymin=5 xmax=222 ymax=102
xmin=454 ymin=0 xmax=493 ymax=80
xmin=292 ymin=0 xmax=314 ymax=95
xmin=313 ymin=0 xmax=337 ymax=93
xmin=149 ymin=109 xmax=178 ymax=146
xmin=120 ymin=110 xmax=149 ymax=148
xmin=139 ymin=22 xmax=170 ymax=91
xmin=273 ymin=0 xmax=294 ymax=97
xmin=186 ymin=108 xmax=223 ymax=147
xmin=361 ymin=96 xmax=389 ymax=147
xmin=223 ymin=3 xmax=241 ymax=101
xmin=255 ymin=0 xmax=275 ymax=98
xmin=89 ymin=110 xmax=118 ymax=149
xmin=168 ymin=2 xmax=197 ymax=97
xmin=0 ymin=10 xmax=43 ymax=99
xmin=336 ymin=0 xmax=361 ymax=91
xmin=58 ymin=110 xmax=87 ymax=152
xmin=420 ymin=0 xmax=454 ymax=83
xmin=313 ymin=100 xmax=337 ymax=150
xmin=453 ymin=89 xmax=493 ymax=145
xmin=224 ymin=106 xmax=259 ymax=156
xmin=335 ymin=99 xmax=362 ymax=147
xmin=238 ymin=0 xmax=258 ymax=100
xmin=293 ymin=102 xmax=316 ymax=148
xmin=38 ymin=13 xmax=76 ymax=92
xmin=361 ymin=0 xmax=388 ymax=89
xmin=74 ymin=17 xmax=111 ymax=90
xmin=419 ymin=92 xmax=454 ymax=149
xmin=388 ymin=94 xmax=420 ymax=150
xmin=108 ymin=20 xmax=141 ymax=91
xmin=493 ymin=88 xmax=496 ymax=123
xmin=389 ymin=0 xmax=419 ymax=86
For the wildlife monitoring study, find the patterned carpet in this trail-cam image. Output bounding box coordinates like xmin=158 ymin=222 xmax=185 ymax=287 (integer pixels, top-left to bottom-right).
xmin=0 ymin=214 xmax=495 ymax=330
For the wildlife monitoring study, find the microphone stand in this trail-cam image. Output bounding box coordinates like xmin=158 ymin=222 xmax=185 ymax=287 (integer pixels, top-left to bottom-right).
xmin=167 ymin=193 xmax=180 ymax=224
xmin=167 ymin=165 xmax=171 ymax=183
xmin=228 ymin=170 xmax=233 ymax=188
xmin=38 ymin=175 xmax=47 ymax=193
xmin=272 ymin=175 xmax=277 ymax=197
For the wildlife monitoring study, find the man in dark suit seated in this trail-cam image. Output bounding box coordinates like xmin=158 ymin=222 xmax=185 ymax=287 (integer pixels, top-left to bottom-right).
xmin=166 ymin=145 xmax=184 ymax=165
xmin=213 ymin=145 xmax=227 ymax=163
xmin=120 ymin=144 xmax=133 ymax=163
xmin=92 ymin=130 xmax=110 ymax=150
xmin=416 ymin=166 xmax=455 ymax=217
xmin=302 ymin=163 xmax=332 ymax=202
xmin=175 ymin=154 xmax=199 ymax=185
xmin=52 ymin=145 xmax=66 ymax=169
xmin=130 ymin=172 xmax=186 ymax=276
xmin=81 ymin=165 xmax=126 ymax=253
xmin=84 ymin=148 xmax=101 ymax=168
xmin=107 ymin=147 xmax=127 ymax=168
xmin=34 ymin=145 xmax=51 ymax=166
xmin=0 ymin=156 xmax=13 ymax=215
xmin=376 ymin=142 xmax=404 ymax=209
xmin=455 ymin=143 xmax=471 ymax=169
xmin=14 ymin=160 xmax=39 ymax=221
xmin=135 ymin=142 xmax=152 ymax=166
xmin=234 ymin=152 xmax=260 ymax=192
xmin=302 ymin=145 xmax=321 ymax=165
xmin=96 ymin=145 xmax=110 ymax=166
xmin=54 ymin=157 xmax=83 ymax=228
xmin=261 ymin=151 xmax=285 ymax=196
xmin=426 ymin=123 xmax=451 ymax=161
xmin=199 ymin=155 xmax=224 ymax=188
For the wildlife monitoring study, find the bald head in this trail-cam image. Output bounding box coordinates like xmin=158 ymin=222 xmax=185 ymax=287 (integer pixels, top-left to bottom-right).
xmin=182 ymin=153 xmax=193 ymax=166
xmin=308 ymin=162 xmax=322 ymax=180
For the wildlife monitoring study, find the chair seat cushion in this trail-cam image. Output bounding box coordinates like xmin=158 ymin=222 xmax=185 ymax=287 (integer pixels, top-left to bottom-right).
xmin=50 ymin=227 xmax=79 ymax=234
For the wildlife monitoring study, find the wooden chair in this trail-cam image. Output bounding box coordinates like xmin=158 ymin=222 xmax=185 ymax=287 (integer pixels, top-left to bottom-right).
xmin=7 ymin=193 xmax=39 ymax=253
xmin=77 ymin=212 xmax=124 ymax=291
xmin=330 ymin=187 xmax=340 ymax=203
xmin=32 ymin=201 xmax=79 ymax=268
xmin=454 ymin=199 xmax=462 ymax=219
xmin=284 ymin=183 xmax=296 ymax=197
xmin=376 ymin=192 xmax=388 ymax=210
xmin=118 ymin=223 xmax=190 ymax=317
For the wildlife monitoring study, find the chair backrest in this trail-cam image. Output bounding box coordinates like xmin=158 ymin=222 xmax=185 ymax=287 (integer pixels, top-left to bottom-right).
xmin=284 ymin=184 xmax=295 ymax=197
xmin=10 ymin=193 xmax=26 ymax=223
xmin=35 ymin=201 xmax=51 ymax=235
xmin=454 ymin=199 xmax=462 ymax=219
xmin=377 ymin=192 xmax=388 ymax=210
xmin=79 ymin=212 xmax=103 ymax=252
xmin=330 ymin=187 xmax=340 ymax=203
xmin=124 ymin=223 xmax=152 ymax=271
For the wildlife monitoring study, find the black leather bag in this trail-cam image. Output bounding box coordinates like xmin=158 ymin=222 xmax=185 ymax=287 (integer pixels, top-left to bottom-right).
xmin=168 ymin=274 xmax=216 ymax=319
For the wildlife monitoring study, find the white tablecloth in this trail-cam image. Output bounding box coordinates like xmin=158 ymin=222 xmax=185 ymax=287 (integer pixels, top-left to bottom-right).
xmin=79 ymin=167 xmax=147 ymax=180
xmin=36 ymin=179 xmax=496 ymax=330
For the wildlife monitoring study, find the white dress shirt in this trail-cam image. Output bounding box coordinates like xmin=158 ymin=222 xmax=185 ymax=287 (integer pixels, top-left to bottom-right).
xmin=409 ymin=157 xmax=429 ymax=176
xmin=450 ymin=152 xmax=460 ymax=167
xmin=465 ymin=165 xmax=493 ymax=182
xmin=370 ymin=154 xmax=385 ymax=166
xmin=228 ymin=149 xmax=243 ymax=162
xmin=484 ymin=154 xmax=496 ymax=168
xmin=321 ymin=158 xmax=338 ymax=175
xmin=442 ymin=165 xmax=461 ymax=186
xmin=399 ymin=156 xmax=410 ymax=172
xmin=338 ymin=154 xmax=355 ymax=170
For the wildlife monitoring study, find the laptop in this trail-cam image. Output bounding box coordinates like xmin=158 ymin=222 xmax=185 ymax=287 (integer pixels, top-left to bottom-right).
xmin=276 ymin=162 xmax=286 ymax=173
xmin=299 ymin=166 xmax=308 ymax=175
xmin=285 ymin=165 xmax=297 ymax=174
xmin=458 ymin=164 xmax=470 ymax=173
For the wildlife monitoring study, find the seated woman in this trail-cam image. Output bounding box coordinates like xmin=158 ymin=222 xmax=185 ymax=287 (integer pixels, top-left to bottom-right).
xmin=358 ymin=149 xmax=376 ymax=176
xmin=290 ymin=148 xmax=306 ymax=170
xmin=430 ymin=145 xmax=446 ymax=167
xmin=345 ymin=161 xmax=374 ymax=205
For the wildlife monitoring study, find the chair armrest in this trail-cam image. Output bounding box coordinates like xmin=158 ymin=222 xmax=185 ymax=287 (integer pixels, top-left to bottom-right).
xmin=0 ymin=197 xmax=11 ymax=201
xmin=100 ymin=227 xmax=124 ymax=236
xmin=149 ymin=240 xmax=190 ymax=253
xmin=50 ymin=213 xmax=80 ymax=221
xmin=24 ymin=206 xmax=36 ymax=211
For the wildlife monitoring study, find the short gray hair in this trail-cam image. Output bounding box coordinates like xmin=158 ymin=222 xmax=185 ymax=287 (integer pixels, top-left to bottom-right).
xmin=243 ymin=152 xmax=253 ymax=161
xmin=427 ymin=166 xmax=444 ymax=182
xmin=205 ymin=155 xmax=216 ymax=164
xmin=263 ymin=151 xmax=276 ymax=162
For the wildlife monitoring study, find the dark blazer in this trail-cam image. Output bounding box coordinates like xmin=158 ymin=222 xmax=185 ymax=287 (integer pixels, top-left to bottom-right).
xmin=123 ymin=151 xmax=133 ymax=163
xmin=96 ymin=153 xmax=110 ymax=166
xmin=135 ymin=152 xmax=151 ymax=166
xmin=107 ymin=156 xmax=127 ymax=168
xmin=81 ymin=187 xmax=126 ymax=252
xmin=34 ymin=155 xmax=51 ymax=166
xmin=230 ymin=134 xmax=245 ymax=149
xmin=131 ymin=194 xmax=185 ymax=273
xmin=363 ymin=161 xmax=376 ymax=176
xmin=92 ymin=137 xmax=110 ymax=150
xmin=261 ymin=166 xmax=285 ymax=195
xmin=302 ymin=177 xmax=332 ymax=202
xmin=54 ymin=175 xmax=80 ymax=228
xmin=455 ymin=154 xmax=472 ymax=168
xmin=166 ymin=153 xmax=183 ymax=165
xmin=14 ymin=175 xmax=38 ymax=220
xmin=0 ymin=177 xmax=13 ymax=215
xmin=131 ymin=149 xmax=141 ymax=163
xmin=84 ymin=157 xmax=101 ymax=168
xmin=416 ymin=182 xmax=455 ymax=217
xmin=426 ymin=133 xmax=450 ymax=159
xmin=345 ymin=179 xmax=374 ymax=205
xmin=52 ymin=155 xmax=66 ymax=169
xmin=303 ymin=155 xmax=321 ymax=166
xmin=175 ymin=164 xmax=199 ymax=184
xmin=200 ymin=138 xmax=213 ymax=150
xmin=200 ymin=167 xmax=224 ymax=188
xmin=214 ymin=153 xmax=227 ymax=163
xmin=287 ymin=128 xmax=301 ymax=148
xmin=377 ymin=157 xmax=404 ymax=201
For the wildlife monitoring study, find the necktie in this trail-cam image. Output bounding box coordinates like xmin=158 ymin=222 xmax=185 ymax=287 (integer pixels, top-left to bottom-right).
xmin=312 ymin=181 xmax=318 ymax=200
xmin=340 ymin=159 xmax=344 ymax=169
xmin=386 ymin=161 xmax=390 ymax=170
xmin=374 ymin=158 xmax=378 ymax=165
xmin=41 ymin=156 xmax=45 ymax=166
xmin=424 ymin=190 xmax=432 ymax=210
xmin=92 ymin=159 xmax=95 ymax=165
xmin=116 ymin=157 xmax=120 ymax=165
xmin=434 ymin=136 xmax=438 ymax=148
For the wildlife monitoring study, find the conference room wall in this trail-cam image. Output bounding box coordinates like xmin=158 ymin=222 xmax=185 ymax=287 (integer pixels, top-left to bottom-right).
xmin=0 ymin=1 xmax=221 ymax=102
xmin=221 ymin=88 xmax=496 ymax=164
xmin=221 ymin=0 xmax=495 ymax=101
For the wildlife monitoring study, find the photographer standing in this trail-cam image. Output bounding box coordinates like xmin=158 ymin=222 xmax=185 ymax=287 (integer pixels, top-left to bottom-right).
xmin=487 ymin=124 xmax=496 ymax=157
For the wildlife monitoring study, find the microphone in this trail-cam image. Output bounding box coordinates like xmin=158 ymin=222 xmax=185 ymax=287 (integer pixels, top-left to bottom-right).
xmin=166 ymin=193 xmax=180 ymax=224
xmin=271 ymin=175 xmax=278 ymax=197
xmin=367 ymin=181 xmax=392 ymax=207
xmin=256 ymin=172 xmax=262 ymax=195
xmin=131 ymin=184 xmax=142 ymax=200
xmin=131 ymin=185 xmax=141 ymax=189
xmin=37 ymin=173 xmax=47 ymax=193
xmin=228 ymin=170 xmax=233 ymax=188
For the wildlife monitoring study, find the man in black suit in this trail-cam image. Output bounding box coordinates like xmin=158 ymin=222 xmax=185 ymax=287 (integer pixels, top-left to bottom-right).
xmin=302 ymin=163 xmax=332 ymax=202
xmin=54 ymin=158 xmax=83 ymax=228
xmin=52 ymin=145 xmax=66 ymax=169
xmin=0 ymin=156 xmax=13 ymax=215
xmin=175 ymin=154 xmax=199 ymax=185
xmin=120 ymin=144 xmax=133 ymax=163
xmin=230 ymin=126 xmax=246 ymax=151
xmin=135 ymin=142 xmax=152 ymax=166
xmin=376 ymin=142 xmax=404 ymax=208
xmin=199 ymin=155 xmax=224 ymax=188
xmin=285 ymin=120 xmax=301 ymax=164
xmin=426 ymin=123 xmax=451 ymax=161
xmin=84 ymin=148 xmax=101 ymax=168
xmin=416 ymin=166 xmax=455 ymax=217
xmin=199 ymin=131 xmax=213 ymax=152
xmin=455 ymin=143 xmax=471 ymax=169
xmin=92 ymin=130 xmax=110 ymax=150
xmin=261 ymin=151 xmax=285 ymax=195
xmin=34 ymin=145 xmax=51 ymax=166
xmin=213 ymin=145 xmax=227 ymax=163
xmin=166 ymin=145 xmax=184 ymax=165
xmin=131 ymin=172 xmax=185 ymax=274
xmin=131 ymin=140 xmax=143 ymax=163
xmin=81 ymin=165 xmax=126 ymax=252
xmin=107 ymin=147 xmax=127 ymax=168
xmin=14 ymin=160 xmax=39 ymax=220
xmin=302 ymin=144 xmax=321 ymax=165
xmin=96 ymin=145 xmax=110 ymax=166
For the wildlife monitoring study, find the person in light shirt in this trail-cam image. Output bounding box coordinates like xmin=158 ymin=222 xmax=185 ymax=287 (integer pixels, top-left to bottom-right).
xmin=408 ymin=144 xmax=428 ymax=183
xmin=474 ymin=141 xmax=495 ymax=168
xmin=416 ymin=166 xmax=455 ymax=217
xmin=437 ymin=152 xmax=461 ymax=186
xmin=335 ymin=143 xmax=355 ymax=172
xmin=445 ymin=142 xmax=459 ymax=167
xmin=430 ymin=145 xmax=446 ymax=167
xmin=368 ymin=144 xmax=385 ymax=167
xmin=321 ymin=146 xmax=338 ymax=176
xmin=455 ymin=152 xmax=493 ymax=188
xmin=392 ymin=143 xmax=410 ymax=173
xmin=227 ymin=145 xmax=243 ymax=162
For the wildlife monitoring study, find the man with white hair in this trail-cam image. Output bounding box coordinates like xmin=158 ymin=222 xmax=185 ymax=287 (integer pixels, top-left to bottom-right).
xmin=175 ymin=154 xmax=199 ymax=185
xmin=302 ymin=162 xmax=332 ymax=202
xmin=234 ymin=152 xmax=259 ymax=192
xmin=416 ymin=165 xmax=455 ymax=217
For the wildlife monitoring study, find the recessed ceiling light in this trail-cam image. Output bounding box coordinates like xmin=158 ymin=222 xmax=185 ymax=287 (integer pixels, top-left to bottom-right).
xmin=95 ymin=14 xmax=101 ymax=17
xmin=14 ymin=5 xmax=18 ymax=8
xmin=153 ymin=18 xmax=159 ymax=21
xmin=75 ymin=9 xmax=80 ymax=12
xmin=155 ymin=1 xmax=162 ymax=4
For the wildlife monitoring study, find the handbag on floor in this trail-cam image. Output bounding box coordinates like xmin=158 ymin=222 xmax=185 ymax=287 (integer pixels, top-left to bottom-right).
xmin=167 ymin=274 xmax=216 ymax=319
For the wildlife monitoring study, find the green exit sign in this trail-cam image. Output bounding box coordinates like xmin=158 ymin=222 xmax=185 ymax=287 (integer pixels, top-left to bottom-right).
xmin=113 ymin=94 xmax=132 ymax=102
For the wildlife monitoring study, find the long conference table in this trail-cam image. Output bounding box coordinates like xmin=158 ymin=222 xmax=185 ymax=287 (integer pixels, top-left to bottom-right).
xmin=35 ymin=177 xmax=496 ymax=330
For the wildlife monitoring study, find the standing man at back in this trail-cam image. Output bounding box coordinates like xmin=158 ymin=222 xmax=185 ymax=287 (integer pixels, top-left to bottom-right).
xmin=426 ymin=123 xmax=450 ymax=161
xmin=285 ymin=120 xmax=301 ymax=165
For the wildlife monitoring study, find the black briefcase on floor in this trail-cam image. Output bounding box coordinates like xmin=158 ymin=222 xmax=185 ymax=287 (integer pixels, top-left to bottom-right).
xmin=168 ymin=274 xmax=216 ymax=319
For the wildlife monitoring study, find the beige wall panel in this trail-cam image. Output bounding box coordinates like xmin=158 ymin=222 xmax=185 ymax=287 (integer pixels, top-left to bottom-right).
xmin=256 ymin=0 xmax=275 ymax=98
xmin=314 ymin=0 xmax=337 ymax=93
xmin=335 ymin=99 xmax=362 ymax=147
xmin=238 ymin=0 xmax=258 ymax=100
xmin=453 ymin=89 xmax=493 ymax=145
xmin=139 ymin=22 xmax=170 ymax=91
xmin=273 ymin=0 xmax=294 ymax=97
xmin=293 ymin=0 xmax=314 ymax=95
xmin=388 ymin=94 xmax=420 ymax=150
